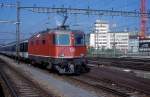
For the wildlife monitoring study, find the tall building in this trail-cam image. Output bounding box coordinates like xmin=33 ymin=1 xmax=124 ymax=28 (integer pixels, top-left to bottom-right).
xmin=90 ymin=20 xmax=109 ymax=49
xmin=89 ymin=20 xmax=129 ymax=53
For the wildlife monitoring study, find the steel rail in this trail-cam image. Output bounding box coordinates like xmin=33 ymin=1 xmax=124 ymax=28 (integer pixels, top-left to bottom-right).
xmin=0 ymin=70 xmax=19 ymax=97
xmin=70 ymin=76 xmax=130 ymax=97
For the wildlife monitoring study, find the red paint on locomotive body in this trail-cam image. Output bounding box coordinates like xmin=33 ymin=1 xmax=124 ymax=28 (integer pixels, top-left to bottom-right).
xmin=1 ymin=28 xmax=90 ymax=74
xmin=55 ymin=46 xmax=86 ymax=58
xmin=28 ymin=30 xmax=86 ymax=59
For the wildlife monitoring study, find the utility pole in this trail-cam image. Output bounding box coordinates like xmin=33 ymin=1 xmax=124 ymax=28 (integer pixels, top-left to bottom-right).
xmin=16 ymin=1 xmax=20 ymax=63
xmin=0 ymin=2 xmax=20 ymax=63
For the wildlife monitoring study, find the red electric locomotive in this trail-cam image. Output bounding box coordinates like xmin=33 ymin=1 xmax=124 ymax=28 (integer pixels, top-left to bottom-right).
xmin=28 ymin=27 xmax=90 ymax=74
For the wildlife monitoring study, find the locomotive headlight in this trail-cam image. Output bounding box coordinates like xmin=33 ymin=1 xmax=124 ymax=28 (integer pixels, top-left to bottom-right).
xmin=60 ymin=54 xmax=65 ymax=57
xmin=80 ymin=53 xmax=84 ymax=57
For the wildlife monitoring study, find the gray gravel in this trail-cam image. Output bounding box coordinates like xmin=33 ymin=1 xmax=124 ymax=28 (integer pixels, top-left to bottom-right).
xmin=107 ymin=66 xmax=150 ymax=79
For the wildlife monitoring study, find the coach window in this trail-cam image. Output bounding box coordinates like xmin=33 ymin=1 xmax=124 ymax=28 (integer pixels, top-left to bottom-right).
xmin=52 ymin=34 xmax=55 ymax=44
xmin=24 ymin=43 xmax=28 ymax=52
xmin=20 ymin=43 xmax=23 ymax=52
xmin=12 ymin=45 xmax=16 ymax=51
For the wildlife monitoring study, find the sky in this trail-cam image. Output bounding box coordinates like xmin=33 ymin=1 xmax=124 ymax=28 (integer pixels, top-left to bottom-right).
xmin=0 ymin=0 xmax=150 ymax=44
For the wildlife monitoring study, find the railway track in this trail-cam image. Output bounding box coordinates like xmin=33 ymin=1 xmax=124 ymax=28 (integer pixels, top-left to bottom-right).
xmin=0 ymin=55 xmax=149 ymax=97
xmin=0 ymin=71 xmax=18 ymax=97
xmin=87 ymin=57 xmax=150 ymax=71
xmin=0 ymin=59 xmax=52 ymax=97
xmin=87 ymin=67 xmax=150 ymax=96
xmin=87 ymin=57 xmax=150 ymax=64
xmin=70 ymin=76 xmax=130 ymax=97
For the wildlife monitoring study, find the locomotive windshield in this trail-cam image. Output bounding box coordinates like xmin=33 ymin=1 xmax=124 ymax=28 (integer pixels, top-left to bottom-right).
xmin=74 ymin=34 xmax=85 ymax=45
xmin=54 ymin=34 xmax=70 ymax=45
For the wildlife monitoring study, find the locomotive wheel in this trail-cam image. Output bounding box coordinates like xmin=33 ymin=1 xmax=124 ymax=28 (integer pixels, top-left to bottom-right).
xmin=54 ymin=65 xmax=63 ymax=75
xmin=31 ymin=60 xmax=37 ymax=67
xmin=74 ymin=64 xmax=90 ymax=74
xmin=46 ymin=62 xmax=52 ymax=70
xmin=74 ymin=65 xmax=81 ymax=75
xmin=81 ymin=64 xmax=90 ymax=73
xmin=84 ymin=66 xmax=90 ymax=73
xmin=25 ymin=59 xmax=30 ymax=64
xmin=31 ymin=60 xmax=35 ymax=65
xmin=40 ymin=61 xmax=48 ymax=69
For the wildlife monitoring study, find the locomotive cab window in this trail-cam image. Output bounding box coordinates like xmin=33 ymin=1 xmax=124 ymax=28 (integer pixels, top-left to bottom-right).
xmin=54 ymin=34 xmax=70 ymax=45
xmin=74 ymin=34 xmax=85 ymax=45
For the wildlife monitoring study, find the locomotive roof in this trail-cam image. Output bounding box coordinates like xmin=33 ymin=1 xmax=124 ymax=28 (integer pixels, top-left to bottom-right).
xmin=40 ymin=29 xmax=84 ymax=33
xmin=31 ymin=29 xmax=84 ymax=38
xmin=29 ymin=27 xmax=85 ymax=40
xmin=50 ymin=29 xmax=84 ymax=34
